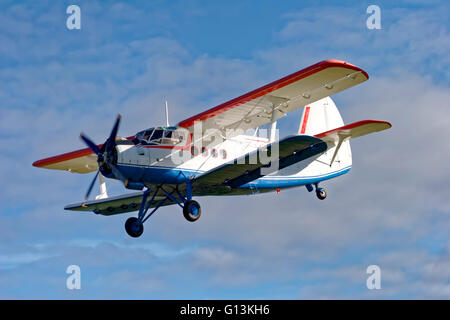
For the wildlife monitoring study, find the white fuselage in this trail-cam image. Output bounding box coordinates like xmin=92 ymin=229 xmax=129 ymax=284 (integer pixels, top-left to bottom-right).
xmin=115 ymin=133 xmax=352 ymax=193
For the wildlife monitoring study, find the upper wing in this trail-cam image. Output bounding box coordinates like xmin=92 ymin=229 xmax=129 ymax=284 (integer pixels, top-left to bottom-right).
xmin=32 ymin=147 xmax=98 ymax=173
xmin=33 ymin=136 xmax=134 ymax=173
xmin=178 ymin=59 xmax=369 ymax=142
xmin=193 ymin=135 xmax=327 ymax=189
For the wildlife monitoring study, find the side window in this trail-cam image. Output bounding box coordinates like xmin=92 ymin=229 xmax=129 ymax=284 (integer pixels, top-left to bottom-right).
xmin=220 ymin=149 xmax=227 ymax=159
xmin=161 ymin=130 xmax=182 ymax=145
xmin=171 ymin=130 xmax=185 ymax=144
xmin=211 ymin=149 xmax=218 ymax=158
xmin=201 ymin=147 xmax=208 ymax=157
xmin=191 ymin=146 xmax=199 ymax=157
xmin=158 ymin=129 xmax=187 ymax=146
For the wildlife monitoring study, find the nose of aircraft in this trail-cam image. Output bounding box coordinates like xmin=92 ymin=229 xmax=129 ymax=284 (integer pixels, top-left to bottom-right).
xmin=79 ymin=115 xmax=129 ymax=200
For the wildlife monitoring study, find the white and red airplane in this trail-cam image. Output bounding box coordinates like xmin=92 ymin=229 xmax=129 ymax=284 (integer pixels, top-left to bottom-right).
xmin=33 ymin=59 xmax=391 ymax=237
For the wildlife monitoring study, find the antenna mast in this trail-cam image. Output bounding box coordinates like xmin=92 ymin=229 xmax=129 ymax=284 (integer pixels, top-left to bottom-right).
xmin=165 ymin=101 xmax=170 ymax=127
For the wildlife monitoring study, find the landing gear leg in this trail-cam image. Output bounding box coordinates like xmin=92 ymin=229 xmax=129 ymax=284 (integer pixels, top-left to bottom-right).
xmin=181 ymin=180 xmax=201 ymax=222
xmin=125 ymin=188 xmax=152 ymax=238
xmin=155 ymin=182 xmax=202 ymax=223
xmin=124 ymin=181 xmax=202 ymax=237
xmin=125 ymin=187 xmax=167 ymax=238
xmin=171 ymin=180 xmax=201 ymax=222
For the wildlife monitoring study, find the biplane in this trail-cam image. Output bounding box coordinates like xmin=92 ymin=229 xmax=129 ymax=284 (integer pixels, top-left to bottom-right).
xmin=33 ymin=59 xmax=391 ymax=237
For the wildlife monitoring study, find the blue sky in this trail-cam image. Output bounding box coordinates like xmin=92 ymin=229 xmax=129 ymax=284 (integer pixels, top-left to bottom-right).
xmin=0 ymin=0 xmax=449 ymax=299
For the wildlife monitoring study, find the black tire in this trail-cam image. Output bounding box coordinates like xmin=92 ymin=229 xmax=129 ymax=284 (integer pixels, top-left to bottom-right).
xmin=316 ymin=188 xmax=327 ymax=200
xmin=125 ymin=217 xmax=144 ymax=238
xmin=183 ymin=200 xmax=201 ymax=222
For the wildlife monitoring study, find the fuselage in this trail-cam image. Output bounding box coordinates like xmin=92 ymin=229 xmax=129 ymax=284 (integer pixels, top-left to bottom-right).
xmin=112 ymin=127 xmax=352 ymax=194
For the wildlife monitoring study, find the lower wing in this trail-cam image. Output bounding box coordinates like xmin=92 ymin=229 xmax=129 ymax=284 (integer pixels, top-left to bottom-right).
xmin=64 ymin=190 xmax=174 ymax=215
xmin=193 ymin=135 xmax=328 ymax=189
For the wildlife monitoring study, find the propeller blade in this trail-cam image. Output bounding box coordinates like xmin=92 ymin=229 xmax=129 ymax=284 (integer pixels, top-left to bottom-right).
xmin=80 ymin=133 xmax=102 ymax=155
xmin=106 ymin=114 xmax=121 ymax=152
xmin=85 ymin=170 xmax=100 ymax=201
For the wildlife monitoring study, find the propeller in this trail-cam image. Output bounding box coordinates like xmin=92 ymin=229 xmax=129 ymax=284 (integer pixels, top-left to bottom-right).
xmin=85 ymin=170 xmax=100 ymax=201
xmin=80 ymin=134 xmax=102 ymax=156
xmin=105 ymin=115 xmax=121 ymax=153
xmin=80 ymin=115 xmax=127 ymax=200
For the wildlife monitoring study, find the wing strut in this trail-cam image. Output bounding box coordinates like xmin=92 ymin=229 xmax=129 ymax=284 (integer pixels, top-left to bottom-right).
xmin=328 ymin=133 xmax=350 ymax=167
xmin=95 ymin=173 xmax=109 ymax=200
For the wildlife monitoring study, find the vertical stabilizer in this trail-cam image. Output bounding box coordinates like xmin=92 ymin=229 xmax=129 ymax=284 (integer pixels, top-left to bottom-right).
xmin=298 ymin=97 xmax=344 ymax=135
xmin=298 ymin=97 xmax=352 ymax=169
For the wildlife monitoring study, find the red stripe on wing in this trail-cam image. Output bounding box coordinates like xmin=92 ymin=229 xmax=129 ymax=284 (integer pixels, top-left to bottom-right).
xmin=32 ymin=147 xmax=95 ymax=168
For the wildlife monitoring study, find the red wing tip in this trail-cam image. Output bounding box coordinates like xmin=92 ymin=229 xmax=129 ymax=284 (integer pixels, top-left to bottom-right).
xmin=32 ymin=161 xmax=41 ymax=167
xmin=33 ymin=159 xmax=50 ymax=168
xmin=365 ymin=120 xmax=392 ymax=128
xmin=321 ymin=59 xmax=369 ymax=79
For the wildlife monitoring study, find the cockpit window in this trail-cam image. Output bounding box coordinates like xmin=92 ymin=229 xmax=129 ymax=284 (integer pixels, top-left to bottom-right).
xmin=149 ymin=129 xmax=163 ymax=143
xmin=133 ymin=127 xmax=186 ymax=146
xmin=142 ymin=130 xmax=153 ymax=141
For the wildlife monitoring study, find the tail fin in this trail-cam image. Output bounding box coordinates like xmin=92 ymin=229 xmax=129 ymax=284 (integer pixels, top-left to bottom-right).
xmin=298 ymin=96 xmax=344 ymax=135
xmin=298 ymin=97 xmax=352 ymax=169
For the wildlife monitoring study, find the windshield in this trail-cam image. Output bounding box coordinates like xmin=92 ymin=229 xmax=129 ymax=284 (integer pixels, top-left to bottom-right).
xmin=133 ymin=127 xmax=185 ymax=146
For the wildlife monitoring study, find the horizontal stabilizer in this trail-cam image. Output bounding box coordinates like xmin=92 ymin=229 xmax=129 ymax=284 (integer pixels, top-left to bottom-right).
xmin=315 ymin=120 xmax=391 ymax=166
xmin=315 ymin=120 xmax=392 ymax=145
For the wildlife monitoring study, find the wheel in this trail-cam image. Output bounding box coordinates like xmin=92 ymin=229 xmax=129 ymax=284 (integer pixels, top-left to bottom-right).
xmin=183 ymin=200 xmax=201 ymax=222
xmin=125 ymin=217 xmax=144 ymax=238
xmin=316 ymin=188 xmax=327 ymax=200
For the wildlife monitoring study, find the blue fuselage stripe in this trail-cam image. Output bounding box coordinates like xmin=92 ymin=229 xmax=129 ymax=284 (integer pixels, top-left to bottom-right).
xmin=238 ymin=166 xmax=351 ymax=189
xmin=116 ymin=163 xmax=351 ymax=189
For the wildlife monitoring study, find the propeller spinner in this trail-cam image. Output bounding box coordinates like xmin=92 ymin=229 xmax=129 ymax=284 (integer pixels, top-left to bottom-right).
xmin=80 ymin=115 xmax=127 ymax=200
